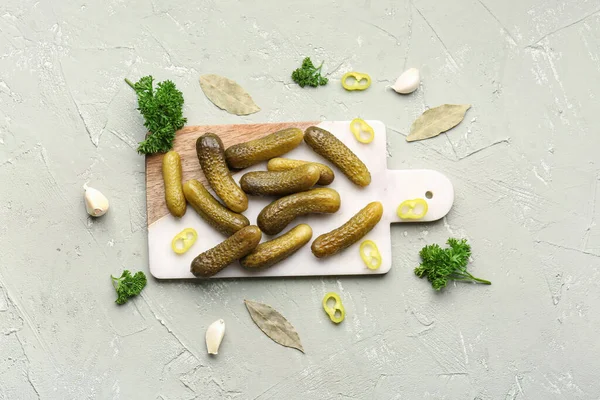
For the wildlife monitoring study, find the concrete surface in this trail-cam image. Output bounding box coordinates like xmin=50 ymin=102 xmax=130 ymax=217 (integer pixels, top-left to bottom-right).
xmin=1 ymin=0 xmax=599 ymax=399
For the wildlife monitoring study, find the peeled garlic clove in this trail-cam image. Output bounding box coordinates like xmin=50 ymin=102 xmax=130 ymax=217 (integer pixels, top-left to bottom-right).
xmin=206 ymin=319 xmax=225 ymax=355
xmin=83 ymin=184 xmax=110 ymax=217
xmin=392 ymin=68 xmax=420 ymax=94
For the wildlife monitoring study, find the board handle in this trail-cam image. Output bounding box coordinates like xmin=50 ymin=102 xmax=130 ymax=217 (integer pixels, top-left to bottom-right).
xmin=383 ymin=169 xmax=454 ymax=223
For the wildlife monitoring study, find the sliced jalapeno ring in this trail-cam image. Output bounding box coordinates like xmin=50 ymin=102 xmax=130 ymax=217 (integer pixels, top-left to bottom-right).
xmin=350 ymin=118 xmax=375 ymax=144
xmin=341 ymin=72 xmax=372 ymax=91
xmin=322 ymin=292 xmax=345 ymax=324
xmin=171 ymin=228 xmax=198 ymax=254
xmin=397 ymin=198 xmax=428 ymax=220
xmin=360 ymin=240 xmax=382 ymax=270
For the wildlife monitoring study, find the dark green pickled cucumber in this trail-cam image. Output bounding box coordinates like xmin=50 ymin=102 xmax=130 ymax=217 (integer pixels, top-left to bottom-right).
xmin=304 ymin=126 xmax=371 ymax=187
xmin=311 ymin=201 xmax=383 ymax=258
xmin=162 ymin=151 xmax=186 ymax=217
xmin=183 ymin=180 xmax=249 ymax=236
xmin=196 ymin=133 xmax=248 ymax=213
xmin=267 ymin=158 xmax=335 ymax=186
xmin=257 ymin=188 xmax=341 ymax=235
xmin=225 ymin=128 xmax=304 ymax=169
xmin=240 ymin=224 xmax=313 ymax=269
xmin=240 ymin=164 xmax=320 ymax=196
xmin=191 ymin=225 xmax=262 ymax=277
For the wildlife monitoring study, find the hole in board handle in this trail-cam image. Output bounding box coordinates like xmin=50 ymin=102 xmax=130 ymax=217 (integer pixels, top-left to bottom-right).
xmin=425 ymin=191 xmax=433 ymax=199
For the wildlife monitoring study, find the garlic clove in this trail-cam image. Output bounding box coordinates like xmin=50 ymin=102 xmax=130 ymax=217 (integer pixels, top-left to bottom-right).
xmin=206 ymin=319 xmax=225 ymax=355
xmin=83 ymin=184 xmax=110 ymax=217
xmin=392 ymin=68 xmax=420 ymax=94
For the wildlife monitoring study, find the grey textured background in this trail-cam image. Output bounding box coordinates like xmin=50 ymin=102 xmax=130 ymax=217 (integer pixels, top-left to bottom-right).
xmin=1 ymin=0 xmax=599 ymax=399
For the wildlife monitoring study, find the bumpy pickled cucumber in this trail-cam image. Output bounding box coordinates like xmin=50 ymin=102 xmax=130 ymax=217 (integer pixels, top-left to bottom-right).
xmin=267 ymin=158 xmax=335 ymax=186
xmin=311 ymin=201 xmax=383 ymax=258
xmin=196 ymin=133 xmax=248 ymax=213
xmin=257 ymin=188 xmax=341 ymax=235
xmin=241 ymin=224 xmax=313 ymax=269
xmin=240 ymin=164 xmax=320 ymax=196
xmin=225 ymin=128 xmax=304 ymax=169
xmin=304 ymin=126 xmax=371 ymax=187
xmin=183 ymin=180 xmax=249 ymax=236
xmin=191 ymin=225 xmax=262 ymax=277
xmin=162 ymin=151 xmax=187 ymax=217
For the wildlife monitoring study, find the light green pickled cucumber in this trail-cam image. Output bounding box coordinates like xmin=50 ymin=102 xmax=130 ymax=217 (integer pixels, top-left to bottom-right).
xmin=311 ymin=201 xmax=383 ymax=258
xmin=240 ymin=164 xmax=320 ymax=196
xmin=304 ymin=126 xmax=371 ymax=187
xmin=191 ymin=225 xmax=262 ymax=277
xmin=196 ymin=133 xmax=248 ymax=213
xmin=257 ymin=188 xmax=341 ymax=235
xmin=162 ymin=151 xmax=186 ymax=217
xmin=183 ymin=180 xmax=249 ymax=236
xmin=267 ymin=158 xmax=335 ymax=186
xmin=225 ymin=128 xmax=304 ymax=169
xmin=241 ymin=224 xmax=313 ymax=269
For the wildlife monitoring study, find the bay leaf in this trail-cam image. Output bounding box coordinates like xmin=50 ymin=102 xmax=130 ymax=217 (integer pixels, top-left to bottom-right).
xmin=199 ymin=74 xmax=260 ymax=116
xmin=244 ymin=299 xmax=305 ymax=353
xmin=406 ymin=104 xmax=471 ymax=142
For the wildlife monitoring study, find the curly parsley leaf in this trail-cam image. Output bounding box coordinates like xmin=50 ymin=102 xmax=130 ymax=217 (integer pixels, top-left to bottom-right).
xmin=111 ymin=270 xmax=147 ymax=305
xmin=125 ymin=76 xmax=187 ymax=155
xmin=414 ymin=238 xmax=491 ymax=290
xmin=291 ymin=57 xmax=328 ymax=88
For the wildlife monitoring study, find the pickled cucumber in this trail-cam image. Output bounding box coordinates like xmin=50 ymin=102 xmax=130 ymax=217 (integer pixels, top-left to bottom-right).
xmin=191 ymin=225 xmax=262 ymax=277
xmin=257 ymin=188 xmax=341 ymax=235
xmin=183 ymin=180 xmax=249 ymax=236
xmin=240 ymin=224 xmax=313 ymax=269
xmin=304 ymin=126 xmax=371 ymax=187
xmin=162 ymin=151 xmax=186 ymax=217
xmin=267 ymin=158 xmax=335 ymax=186
xmin=311 ymin=201 xmax=383 ymax=258
xmin=225 ymin=128 xmax=304 ymax=169
xmin=196 ymin=133 xmax=248 ymax=213
xmin=240 ymin=164 xmax=320 ymax=196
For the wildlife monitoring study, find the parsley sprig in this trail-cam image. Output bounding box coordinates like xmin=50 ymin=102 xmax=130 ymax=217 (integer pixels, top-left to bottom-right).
xmin=111 ymin=270 xmax=147 ymax=305
xmin=125 ymin=76 xmax=186 ymax=155
xmin=291 ymin=57 xmax=328 ymax=88
xmin=414 ymin=238 xmax=491 ymax=290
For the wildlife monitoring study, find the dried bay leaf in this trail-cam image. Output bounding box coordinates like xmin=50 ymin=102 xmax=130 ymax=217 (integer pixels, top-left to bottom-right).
xmin=244 ymin=299 xmax=305 ymax=353
xmin=199 ymin=74 xmax=260 ymax=116
xmin=406 ymin=104 xmax=471 ymax=142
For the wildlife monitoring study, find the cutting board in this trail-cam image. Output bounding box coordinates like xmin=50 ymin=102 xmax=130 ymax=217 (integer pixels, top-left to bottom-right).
xmin=146 ymin=121 xmax=454 ymax=279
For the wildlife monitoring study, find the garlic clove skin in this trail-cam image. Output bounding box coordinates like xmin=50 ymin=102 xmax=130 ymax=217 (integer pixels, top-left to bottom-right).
xmin=84 ymin=184 xmax=110 ymax=217
xmin=392 ymin=68 xmax=420 ymax=94
xmin=206 ymin=319 xmax=225 ymax=355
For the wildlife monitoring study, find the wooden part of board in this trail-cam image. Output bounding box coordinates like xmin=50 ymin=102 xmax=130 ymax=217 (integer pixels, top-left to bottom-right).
xmin=145 ymin=121 xmax=318 ymax=225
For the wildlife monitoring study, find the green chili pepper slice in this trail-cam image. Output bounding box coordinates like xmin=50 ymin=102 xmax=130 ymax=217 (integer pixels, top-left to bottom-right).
xmin=322 ymin=292 xmax=345 ymax=324
xmin=360 ymin=240 xmax=382 ymax=270
xmin=397 ymin=198 xmax=428 ymax=220
xmin=341 ymin=72 xmax=372 ymax=91
xmin=171 ymin=228 xmax=198 ymax=254
xmin=350 ymin=118 xmax=375 ymax=144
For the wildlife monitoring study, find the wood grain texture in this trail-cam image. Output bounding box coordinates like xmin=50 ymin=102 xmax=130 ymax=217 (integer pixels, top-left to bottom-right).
xmin=146 ymin=122 xmax=318 ymax=225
